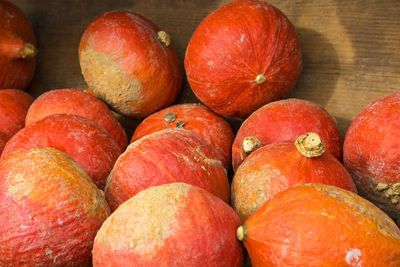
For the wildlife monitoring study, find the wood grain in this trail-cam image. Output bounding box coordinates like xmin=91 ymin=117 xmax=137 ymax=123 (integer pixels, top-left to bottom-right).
xmin=10 ymin=0 xmax=400 ymax=139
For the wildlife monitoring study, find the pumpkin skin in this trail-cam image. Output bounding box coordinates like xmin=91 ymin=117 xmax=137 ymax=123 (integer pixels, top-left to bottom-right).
xmin=0 ymin=132 xmax=8 ymax=155
xmin=1 ymin=114 xmax=121 ymax=189
xmin=238 ymin=184 xmax=400 ymax=266
xmin=131 ymin=103 xmax=234 ymax=168
xmin=0 ymin=0 xmax=37 ymax=90
xmin=185 ymin=0 xmax=302 ymax=118
xmin=231 ymin=133 xmax=356 ymax=221
xmin=0 ymin=147 xmax=110 ymax=266
xmin=94 ymin=183 xmax=244 ymax=267
xmin=0 ymin=89 xmax=34 ymax=138
xmin=105 ymin=129 xmax=229 ymax=210
xmin=344 ymin=93 xmax=400 ymax=225
xmin=79 ymin=10 xmax=182 ymax=118
xmin=232 ymin=98 xmax=342 ymax=171
xmin=26 ymin=88 xmax=127 ymax=152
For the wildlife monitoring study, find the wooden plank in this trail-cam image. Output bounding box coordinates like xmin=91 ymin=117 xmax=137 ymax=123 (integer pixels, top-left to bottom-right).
xmin=10 ymin=0 xmax=400 ymax=138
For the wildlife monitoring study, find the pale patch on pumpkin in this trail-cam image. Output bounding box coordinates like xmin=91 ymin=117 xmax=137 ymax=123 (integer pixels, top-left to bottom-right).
xmin=97 ymin=183 xmax=190 ymax=257
xmin=80 ymin=47 xmax=144 ymax=117
xmin=345 ymin=248 xmax=362 ymax=267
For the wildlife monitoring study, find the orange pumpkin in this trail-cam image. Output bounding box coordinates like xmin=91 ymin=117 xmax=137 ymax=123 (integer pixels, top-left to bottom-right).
xmin=106 ymin=129 xmax=229 ymax=210
xmin=0 ymin=147 xmax=110 ymax=266
xmin=231 ymin=132 xmax=356 ymax=221
xmin=26 ymin=88 xmax=127 ymax=151
xmin=237 ymin=184 xmax=400 ymax=266
xmin=94 ymin=183 xmax=244 ymax=266
xmin=131 ymin=103 xmax=234 ymax=168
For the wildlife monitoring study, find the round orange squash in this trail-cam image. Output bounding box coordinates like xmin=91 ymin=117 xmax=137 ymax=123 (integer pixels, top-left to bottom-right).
xmin=0 ymin=147 xmax=110 ymax=266
xmin=105 ymin=128 xmax=229 ymax=210
xmin=237 ymin=184 xmax=400 ymax=266
xmin=26 ymin=88 xmax=127 ymax=151
xmin=0 ymin=0 xmax=37 ymax=90
xmin=1 ymin=114 xmax=121 ymax=189
xmin=131 ymin=103 xmax=234 ymax=168
xmin=0 ymin=131 xmax=8 ymax=155
xmin=94 ymin=183 xmax=244 ymax=266
xmin=79 ymin=10 xmax=182 ymax=118
xmin=231 ymin=132 xmax=356 ymax=221
xmin=232 ymin=98 xmax=342 ymax=171
xmin=0 ymin=89 xmax=34 ymax=138
xmin=185 ymin=0 xmax=302 ymax=118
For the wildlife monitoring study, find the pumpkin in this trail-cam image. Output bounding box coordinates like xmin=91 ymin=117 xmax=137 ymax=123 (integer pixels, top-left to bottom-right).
xmin=79 ymin=10 xmax=182 ymax=118
xmin=131 ymin=103 xmax=234 ymax=168
xmin=26 ymin=88 xmax=127 ymax=151
xmin=237 ymin=183 xmax=400 ymax=266
xmin=1 ymin=114 xmax=121 ymax=189
xmin=105 ymin=128 xmax=229 ymax=210
xmin=232 ymin=98 xmax=342 ymax=171
xmin=0 ymin=147 xmax=110 ymax=266
xmin=0 ymin=132 xmax=8 ymax=155
xmin=231 ymin=132 xmax=356 ymax=221
xmin=185 ymin=0 xmax=302 ymax=118
xmin=0 ymin=89 xmax=34 ymax=138
xmin=344 ymin=92 xmax=400 ymax=225
xmin=94 ymin=183 xmax=244 ymax=266
xmin=0 ymin=0 xmax=37 ymax=90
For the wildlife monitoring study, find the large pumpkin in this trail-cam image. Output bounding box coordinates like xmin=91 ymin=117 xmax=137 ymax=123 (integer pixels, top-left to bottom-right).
xmin=2 ymin=114 xmax=121 ymax=189
xmin=237 ymin=184 xmax=400 ymax=266
xmin=26 ymin=88 xmax=127 ymax=151
xmin=79 ymin=10 xmax=182 ymax=118
xmin=344 ymin=93 xmax=400 ymax=225
xmin=105 ymin=128 xmax=229 ymax=210
xmin=185 ymin=0 xmax=302 ymax=118
xmin=131 ymin=103 xmax=234 ymax=168
xmin=0 ymin=147 xmax=110 ymax=266
xmin=0 ymin=0 xmax=37 ymax=90
xmin=94 ymin=183 xmax=244 ymax=266
xmin=231 ymin=132 xmax=356 ymax=221
xmin=232 ymin=98 xmax=342 ymax=171
xmin=0 ymin=89 xmax=34 ymax=138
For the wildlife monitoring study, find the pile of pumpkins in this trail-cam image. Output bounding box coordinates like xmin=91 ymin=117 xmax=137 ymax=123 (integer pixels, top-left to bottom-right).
xmin=1 ymin=0 xmax=400 ymax=266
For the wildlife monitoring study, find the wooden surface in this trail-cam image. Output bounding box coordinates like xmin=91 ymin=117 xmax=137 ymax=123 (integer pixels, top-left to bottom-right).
xmin=11 ymin=0 xmax=400 ymax=139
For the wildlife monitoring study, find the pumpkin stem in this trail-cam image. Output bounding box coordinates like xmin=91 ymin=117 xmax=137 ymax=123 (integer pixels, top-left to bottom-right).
xmin=164 ymin=112 xmax=177 ymax=123
xmin=255 ymin=74 xmax=266 ymax=84
xmin=295 ymin=132 xmax=325 ymax=158
xmin=21 ymin=43 xmax=38 ymax=59
xmin=242 ymin=136 xmax=262 ymax=156
xmin=157 ymin=31 xmax=171 ymax=47
xmin=237 ymin=224 xmax=248 ymax=242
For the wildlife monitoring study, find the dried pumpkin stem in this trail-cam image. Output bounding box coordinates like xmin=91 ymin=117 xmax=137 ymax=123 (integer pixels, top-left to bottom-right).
xmin=157 ymin=31 xmax=171 ymax=47
xmin=255 ymin=74 xmax=266 ymax=84
xmin=21 ymin=43 xmax=38 ymax=59
xmin=237 ymin=224 xmax=248 ymax=242
xmin=164 ymin=112 xmax=177 ymax=123
xmin=242 ymin=136 xmax=262 ymax=156
xmin=295 ymin=132 xmax=325 ymax=158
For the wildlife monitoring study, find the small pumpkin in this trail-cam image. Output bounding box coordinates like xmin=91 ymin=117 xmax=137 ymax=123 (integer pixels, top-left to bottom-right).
xmin=105 ymin=128 xmax=229 ymax=210
xmin=231 ymin=132 xmax=356 ymax=221
xmin=344 ymin=92 xmax=400 ymax=225
xmin=79 ymin=10 xmax=182 ymax=118
xmin=131 ymin=103 xmax=234 ymax=168
xmin=232 ymin=98 xmax=342 ymax=171
xmin=2 ymin=114 xmax=121 ymax=189
xmin=0 ymin=0 xmax=37 ymax=90
xmin=94 ymin=183 xmax=244 ymax=266
xmin=26 ymin=88 xmax=127 ymax=151
xmin=0 ymin=147 xmax=110 ymax=266
xmin=237 ymin=184 xmax=400 ymax=266
xmin=185 ymin=0 xmax=302 ymax=118
xmin=0 ymin=89 xmax=34 ymax=138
